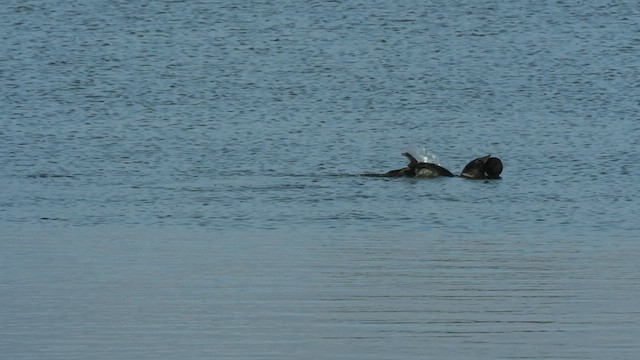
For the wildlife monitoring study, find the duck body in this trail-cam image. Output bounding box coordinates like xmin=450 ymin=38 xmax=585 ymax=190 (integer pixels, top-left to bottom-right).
xmin=374 ymin=152 xmax=502 ymax=179
xmin=383 ymin=152 xmax=455 ymax=178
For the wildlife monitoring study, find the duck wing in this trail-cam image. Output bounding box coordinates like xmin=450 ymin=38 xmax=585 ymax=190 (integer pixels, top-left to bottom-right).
xmin=401 ymin=152 xmax=419 ymax=166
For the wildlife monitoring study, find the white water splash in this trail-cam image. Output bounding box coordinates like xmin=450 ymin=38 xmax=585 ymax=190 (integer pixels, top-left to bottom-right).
xmin=405 ymin=146 xmax=441 ymax=165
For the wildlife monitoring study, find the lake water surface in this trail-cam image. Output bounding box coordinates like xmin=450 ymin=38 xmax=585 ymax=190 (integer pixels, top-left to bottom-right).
xmin=1 ymin=1 xmax=639 ymax=359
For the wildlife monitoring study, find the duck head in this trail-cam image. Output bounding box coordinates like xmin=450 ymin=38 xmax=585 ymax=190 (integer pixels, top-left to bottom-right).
xmin=460 ymin=155 xmax=502 ymax=179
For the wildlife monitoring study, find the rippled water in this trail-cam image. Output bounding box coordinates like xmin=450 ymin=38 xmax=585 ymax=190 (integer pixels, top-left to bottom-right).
xmin=1 ymin=1 xmax=639 ymax=359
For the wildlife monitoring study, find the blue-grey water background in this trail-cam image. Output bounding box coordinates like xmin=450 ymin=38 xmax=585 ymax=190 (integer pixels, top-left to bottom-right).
xmin=1 ymin=1 xmax=639 ymax=359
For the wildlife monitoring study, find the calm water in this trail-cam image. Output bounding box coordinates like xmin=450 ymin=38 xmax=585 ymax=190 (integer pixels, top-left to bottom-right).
xmin=1 ymin=0 xmax=639 ymax=359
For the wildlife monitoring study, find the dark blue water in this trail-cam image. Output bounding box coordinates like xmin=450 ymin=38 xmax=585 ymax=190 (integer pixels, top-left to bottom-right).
xmin=2 ymin=1 xmax=639 ymax=359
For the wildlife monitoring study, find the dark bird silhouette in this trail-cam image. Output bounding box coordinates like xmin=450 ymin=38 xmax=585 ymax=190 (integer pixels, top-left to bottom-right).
xmin=460 ymin=155 xmax=503 ymax=179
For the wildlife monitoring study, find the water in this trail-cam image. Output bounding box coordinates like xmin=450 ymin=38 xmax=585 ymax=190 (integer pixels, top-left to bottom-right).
xmin=1 ymin=1 xmax=639 ymax=359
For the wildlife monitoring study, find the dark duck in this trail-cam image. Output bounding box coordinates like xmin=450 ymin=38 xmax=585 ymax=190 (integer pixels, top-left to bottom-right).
xmin=459 ymin=155 xmax=503 ymax=179
xmin=380 ymin=153 xmax=502 ymax=179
